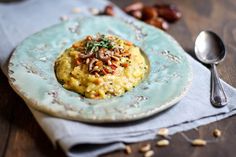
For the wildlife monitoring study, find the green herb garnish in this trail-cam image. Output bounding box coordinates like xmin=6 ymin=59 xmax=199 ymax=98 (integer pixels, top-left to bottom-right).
xmin=85 ymin=35 xmax=114 ymax=54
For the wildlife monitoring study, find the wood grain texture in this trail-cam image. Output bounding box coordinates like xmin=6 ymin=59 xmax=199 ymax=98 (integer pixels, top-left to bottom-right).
xmin=0 ymin=71 xmax=66 ymax=157
xmin=0 ymin=0 xmax=236 ymax=157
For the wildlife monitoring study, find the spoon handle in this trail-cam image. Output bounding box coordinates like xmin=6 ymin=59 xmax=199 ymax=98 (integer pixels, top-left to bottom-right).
xmin=211 ymin=64 xmax=227 ymax=107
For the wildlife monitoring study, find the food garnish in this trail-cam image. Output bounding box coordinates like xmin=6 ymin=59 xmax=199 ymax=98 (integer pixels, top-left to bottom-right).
xmin=72 ymin=34 xmax=132 ymax=76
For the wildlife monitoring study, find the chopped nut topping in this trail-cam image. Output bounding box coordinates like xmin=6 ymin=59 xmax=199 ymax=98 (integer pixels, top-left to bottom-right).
xmin=111 ymin=63 xmax=118 ymax=68
xmin=111 ymin=56 xmax=120 ymax=61
xmin=107 ymin=59 xmax=112 ymax=66
xmin=86 ymin=58 xmax=90 ymax=64
xmin=95 ymin=60 xmax=103 ymax=67
xmin=95 ymin=72 xmax=100 ymax=77
xmin=101 ymin=69 xmax=108 ymax=75
xmin=73 ymin=34 xmax=133 ymax=76
xmin=93 ymin=66 xmax=99 ymax=71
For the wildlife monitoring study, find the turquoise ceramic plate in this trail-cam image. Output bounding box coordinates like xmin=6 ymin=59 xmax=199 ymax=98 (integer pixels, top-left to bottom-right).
xmin=8 ymin=16 xmax=192 ymax=123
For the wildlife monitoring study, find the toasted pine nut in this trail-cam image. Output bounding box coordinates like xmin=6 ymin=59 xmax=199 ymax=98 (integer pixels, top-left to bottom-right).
xmin=125 ymin=145 xmax=132 ymax=154
xmin=86 ymin=58 xmax=90 ymax=64
xmin=93 ymin=66 xmax=99 ymax=70
xmin=213 ymin=129 xmax=222 ymax=137
xmin=157 ymin=128 xmax=169 ymax=136
xmin=108 ymin=60 xmax=112 ymax=65
xmin=191 ymin=139 xmax=207 ymax=146
xmin=144 ymin=150 xmax=154 ymax=157
xmin=156 ymin=139 xmax=169 ymax=147
xmin=140 ymin=144 xmax=151 ymax=152
xmin=111 ymin=56 xmax=120 ymax=61
xmin=95 ymin=72 xmax=100 ymax=77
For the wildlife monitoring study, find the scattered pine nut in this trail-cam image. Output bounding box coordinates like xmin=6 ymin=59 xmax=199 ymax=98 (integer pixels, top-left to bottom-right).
xmin=213 ymin=129 xmax=222 ymax=137
xmin=157 ymin=128 xmax=169 ymax=137
xmin=144 ymin=150 xmax=154 ymax=157
xmin=60 ymin=15 xmax=69 ymax=21
xmin=72 ymin=7 xmax=81 ymax=13
xmin=140 ymin=143 xmax=151 ymax=153
xmin=191 ymin=139 xmax=207 ymax=146
xmin=125 ymin=145 xmax=132 ymax=154
xmin=156 ymin=139 xmax=169 ymax=147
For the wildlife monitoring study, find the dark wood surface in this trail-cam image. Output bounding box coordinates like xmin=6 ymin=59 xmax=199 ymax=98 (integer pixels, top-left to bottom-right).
xmin=1 ymin=0 xmax=236 ymax=157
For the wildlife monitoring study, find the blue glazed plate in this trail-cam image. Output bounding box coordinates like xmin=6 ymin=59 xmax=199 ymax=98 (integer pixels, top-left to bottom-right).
xmin=8 ymin=16 xmax=192 ymax=123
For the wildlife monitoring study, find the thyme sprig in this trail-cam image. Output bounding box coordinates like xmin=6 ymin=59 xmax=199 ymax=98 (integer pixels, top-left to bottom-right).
xmin=85 ymin=35 xmax=114 ymax=54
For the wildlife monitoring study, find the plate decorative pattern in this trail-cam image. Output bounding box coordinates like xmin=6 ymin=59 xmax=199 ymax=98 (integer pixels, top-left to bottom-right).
xmin=8 ymin=16 xmax=192 ymax=123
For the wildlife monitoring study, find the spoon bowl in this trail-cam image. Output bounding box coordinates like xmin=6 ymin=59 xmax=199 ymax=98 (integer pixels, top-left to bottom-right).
xmin=195 ymin=31 xmax=226 ymax=64
xmin=195 ymin=30 xmax=227 ymax=107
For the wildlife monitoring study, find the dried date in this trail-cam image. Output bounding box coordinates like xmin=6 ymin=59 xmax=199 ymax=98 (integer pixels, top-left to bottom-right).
xmin=145 ymin=18 xmax=169 ymax=30
xmin=104 ymin=5 xmax=114 ymax=16
xmin=142 ymin=6 xmax=158 ymax=20
xmin=155 ymin=4 xmax=182 ymax=22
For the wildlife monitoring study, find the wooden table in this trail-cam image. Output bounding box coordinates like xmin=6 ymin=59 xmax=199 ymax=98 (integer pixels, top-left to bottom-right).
xmin=1 ymin=0 xmax=236 ymax=157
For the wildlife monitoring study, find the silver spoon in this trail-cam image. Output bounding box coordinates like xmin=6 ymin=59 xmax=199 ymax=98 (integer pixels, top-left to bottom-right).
xmin=195 ymin=30 xmax=227 ymax=107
